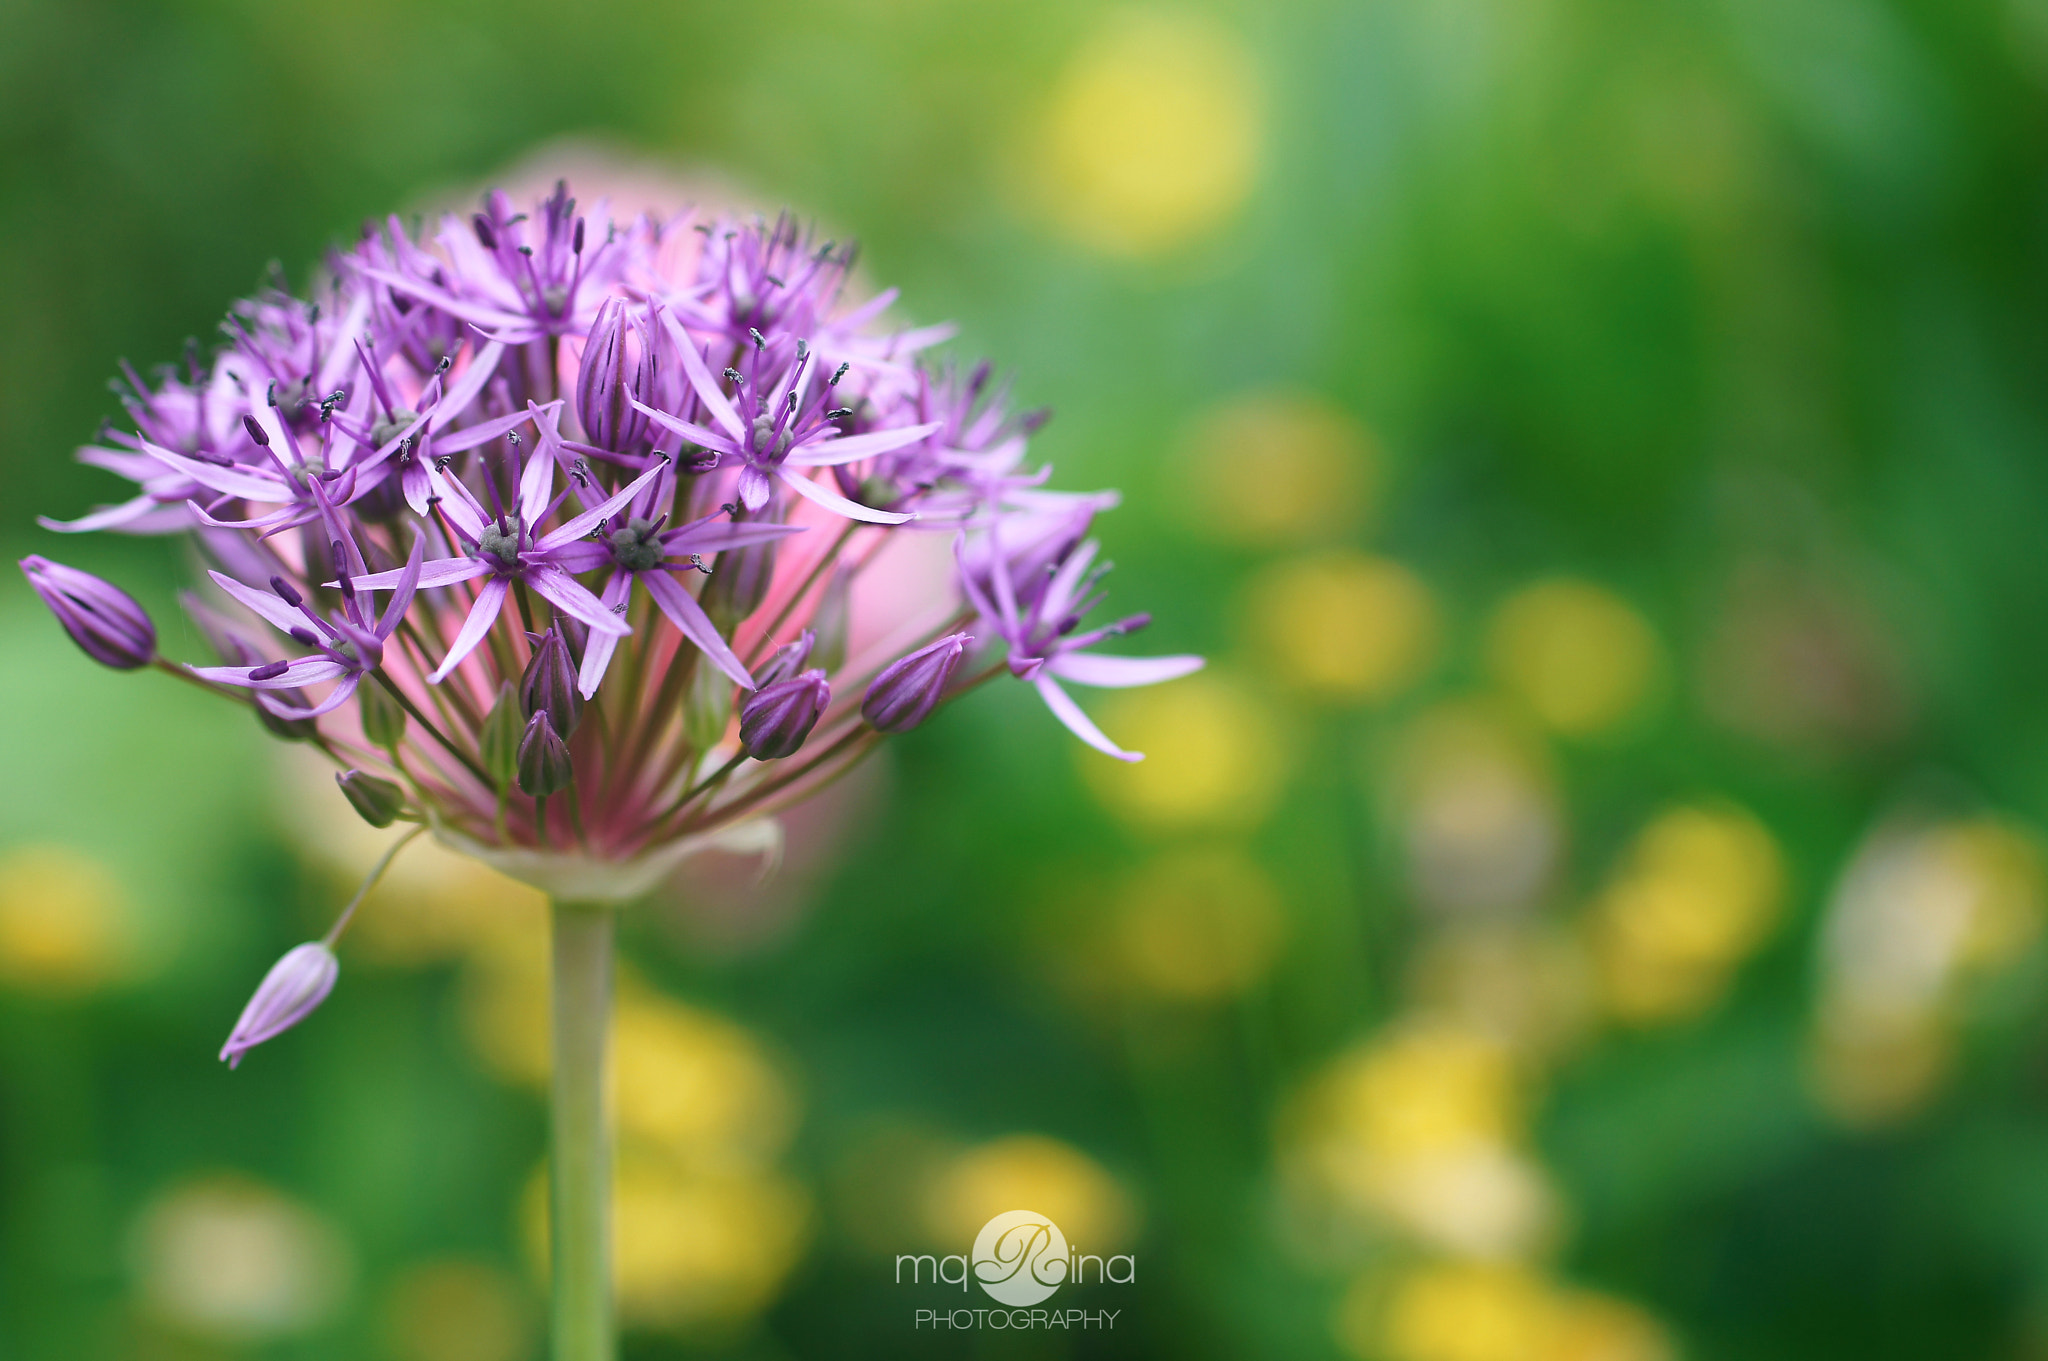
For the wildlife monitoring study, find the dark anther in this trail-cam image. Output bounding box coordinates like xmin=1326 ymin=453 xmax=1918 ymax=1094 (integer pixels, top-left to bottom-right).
xmin=289 ymin=626 xmax=318 ymax=646
xmin=826 ymin=407 xmax=853 ymax=420
xmin=249 ymin=660 xmax=290 ymax=681
xmin=765 ymin=273 xmax=786 ymax=288
xmin=518 ymin=245 xmax=534 ymax=257
xmin=473 ymin=214 xmax=497 ymax=250
xmin=749 ymin=327 xmax=767 ymax=351
xmin=242 ymin=414 xmax=271 ymax=447
xmin=830 ymin=362 xmax=849 ymax=386
xmin=269 ymin=576 xmax=304 ymax=607
xmin=573 ymin=219 xmax=585 ymax=254
xmin=266 ymin=380 xmax=280 ymax=408
xmin=724 ymin=368 xmax=746 ymax=386
xmin=435 ymin=355 xmax=453 ymax=375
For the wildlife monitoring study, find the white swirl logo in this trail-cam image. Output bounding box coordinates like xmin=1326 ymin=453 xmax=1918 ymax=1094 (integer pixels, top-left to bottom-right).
xmin=971 ymin=1211 xmax=1070 ymax=1306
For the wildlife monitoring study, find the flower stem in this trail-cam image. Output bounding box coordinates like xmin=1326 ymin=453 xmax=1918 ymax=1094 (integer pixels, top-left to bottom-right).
xmin=549 ymin=899 xmax=614 ymax=1361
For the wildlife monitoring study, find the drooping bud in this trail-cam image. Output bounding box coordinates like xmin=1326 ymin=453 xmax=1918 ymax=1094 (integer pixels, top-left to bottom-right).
xmin=19 ymin=556 xmax=155 ymax=670
xmin=516 ymin=711 xmax=575 ymax=796
xmin=479 ymin=681 xmax=522 ymax=791
xmin=739 ymin=670 xmax=830 ymax=760
xmin=810 ymin=569 xmax=851 ymax=675
xmin=219 ymin=942 xmax=339 ymax=1069
xmin=357 ymin=677 xmax=407 ymax=749
xmin=574 ymin=297 xmax=653 ymax=454
xmin=862 ymin=633 xmax=971 ymax=733
xmin=520 ymin=629 xmax=583 ymax=737
xmin=682 ymin=655 xmax=733 ymax=750
xmin=754 ymin=630 xmax=815 ymax=689
xmin=336 ymin=770 xmax=407 ymax=828
xmin=700 ymin=533 xmax=778 ymax=632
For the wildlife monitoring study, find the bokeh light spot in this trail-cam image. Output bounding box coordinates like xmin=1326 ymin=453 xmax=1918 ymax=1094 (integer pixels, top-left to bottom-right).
xmin=1114 ymin=846 xmax=1287 ymax=999
xmin=0 ymin=843 xmax=134 ymax=994
xmin=922 ymin=1134 xmax=1138 ymax=1253
xmin=1035 ymin=9 xmax=1263 ymax=256
xmin=1083 ymin=673 xmax=1286 ymax=832
xmin=1181 ymin=391 xmax=1377 ymax=545
xmin=129 ymin=1174 xmax=353 ymax=1343
xmin=1243 ymin=551 xmax=1439 ymax=702
xmin=380 ymin=1259 xmax=535 ymax=1361
xmin=1486 ymin=579 xmax=1661 ymax=738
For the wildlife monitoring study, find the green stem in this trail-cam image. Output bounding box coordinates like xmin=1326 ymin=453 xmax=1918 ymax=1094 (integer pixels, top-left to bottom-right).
xmin=549 ymin=900 xmax=615 ymax=1361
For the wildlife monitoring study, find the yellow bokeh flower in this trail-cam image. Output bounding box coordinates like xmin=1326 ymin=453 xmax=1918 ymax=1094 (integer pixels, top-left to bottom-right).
xmin=1243 ymin=551 xmax=1439 ymax=703
xmin=1082 ymin=673 xmax=1286 ymax=832
xmin=1114 ymin=846 xmax=1288 ymax=1000
xmin=379 ymin=1259 xmax=535 ymax=1361
xmin=0 ymin=843 xmax=133 ymax=993
xmin=1389 ymin=704 xmax=1562 ymax=915
xmin=1338 ymin=1263 xmax=1676 ymax=1361
xmin=1034 ymin=9 xmax=1263 ymax=256
xmin=922 ymin=1134 xmax=1138 ymax=1254
xmin=1181 ymin=391 xmax=1377 ymax=545
xmin=1589 ymin=804 xmax=1785 ymax=1025
xmin=612 ymin=990 xmax=798 ymax=1171
xmin=1486 ymin=579 xmax=1662 ymax=738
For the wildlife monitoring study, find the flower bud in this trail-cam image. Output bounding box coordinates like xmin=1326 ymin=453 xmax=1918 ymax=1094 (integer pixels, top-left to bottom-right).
xmin=739 ymin=669 xmax=830 ymax=760
xmin=682 ymin=655 xmax=733 ymax=750
xmin=520 ymin=628 xmax=583 ymax=737
xmin=220 ymin=942 xmax=339 ymax=1069
xmin=336 ymin=770 xmax=406 ymax=828
xmin=700 ymin=533 xmax=779 ymax=632
xmin=754 ymin=630 xmax=815 ymax=689
xmin=517 ymin=711 xmax=575 ymax=796
xmin=357 ymin=676 xmax=408 ymax=749
xmin=19 ymin=556 xmax=155 ymax=670
xmin=810 ymin=569 xmax=851 ymax=675
xmin=479 ymin=681 xmax=522 ymax=790
xmin=862 ymin=633 xmax=971 ymax=733
xmin=574 ymin=297 xmax=654 ymax=454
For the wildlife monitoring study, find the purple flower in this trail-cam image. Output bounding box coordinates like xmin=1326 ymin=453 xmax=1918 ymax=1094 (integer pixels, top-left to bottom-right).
xmin=220 ymin=942 xmax=339 ymax=1068
xmin=190 ymin=529 xmax=425 ymax=719
xmin=348 ymin=429 xmax=665 ymax=683
xmin=957 ymin=513 xmax=1202 ymax=762
xmin=739 ymin=670 xmax=830 ymax=759
xmin=630 ymin=315 xmax=942 ymax=525
xmin=19 ymin=556 xmax=157 ymax=669
xmin=863 ymin=633 xmax=971 ymax=733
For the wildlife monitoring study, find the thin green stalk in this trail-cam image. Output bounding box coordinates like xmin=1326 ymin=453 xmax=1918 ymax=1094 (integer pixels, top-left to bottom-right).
xmin=371 ymin=672 xmax=493 ymax=785
xmin=549 ymin=900 xmax=614 ymax=1361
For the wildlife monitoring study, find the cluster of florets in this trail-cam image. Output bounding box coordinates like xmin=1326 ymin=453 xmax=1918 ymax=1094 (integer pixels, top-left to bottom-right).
xmin=24 ymin=183 xmax=1201 ymax=886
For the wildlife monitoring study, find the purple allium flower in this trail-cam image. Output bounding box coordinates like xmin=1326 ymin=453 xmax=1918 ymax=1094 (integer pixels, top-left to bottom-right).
xmin=220 ymin=942 xmax=339 ymax=1068
xmin=29 ymin=181 xmax=1204 ymax=1056
xmin=739 ymin=670 xmax=830 ymax=759
xmin=957 ymin=508 xmax=1203 ymax=762
xmin=863 ymin=632 xmax=972 ymax=733
xmin=19 ymin=556 xmax=157 ymax=669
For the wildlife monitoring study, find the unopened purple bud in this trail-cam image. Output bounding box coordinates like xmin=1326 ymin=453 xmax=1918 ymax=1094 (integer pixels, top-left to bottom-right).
xmin=19 ymin=556 xmax=156 ymax=670
xmin=739 ymin=669 xmax=830 ymax=760
xmin=862 ymin=633 xmax=971 ymax=733
xmin=220 ymin=942 xmax=338 ymax=1069
xmin=754 ymin=629 xmax=815 ymax=688
xmin=336 ymin=769 xmax=406 ymax=828
xmin=516 ymin=711 xmax=574 ymax=796
xmin=520 ymin=629 xmax=582 ymax=737
xmin=575 ymin=299 xmax=653 ymax=454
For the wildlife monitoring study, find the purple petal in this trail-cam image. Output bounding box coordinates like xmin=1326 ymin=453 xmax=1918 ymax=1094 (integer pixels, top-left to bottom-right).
xmin=1032 ymin=674 xmax=1141 ymax=762
xmin=1045 ymin=652 xmax=1205 ymax=688
xmin=428 ymin=576 xmax=510 ymax=682
xmin=776 ymin=468 xmax=914 ymax=524
xmin=643 ymin=569 xmax=754 ymax=689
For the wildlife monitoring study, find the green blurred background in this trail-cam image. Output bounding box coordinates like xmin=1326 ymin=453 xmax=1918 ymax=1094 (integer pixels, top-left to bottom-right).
xmin=8 ymin=0 xmax=2048 ymax=1357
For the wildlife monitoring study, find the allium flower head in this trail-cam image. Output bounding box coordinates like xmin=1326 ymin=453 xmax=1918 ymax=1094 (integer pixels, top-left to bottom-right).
xmin=31 ymin=180 xmax=1202 ymax=1053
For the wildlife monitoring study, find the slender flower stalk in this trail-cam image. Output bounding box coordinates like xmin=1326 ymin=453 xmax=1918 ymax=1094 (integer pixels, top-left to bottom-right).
xmin=28 ymin=181 xmax=1202 ymax=1357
